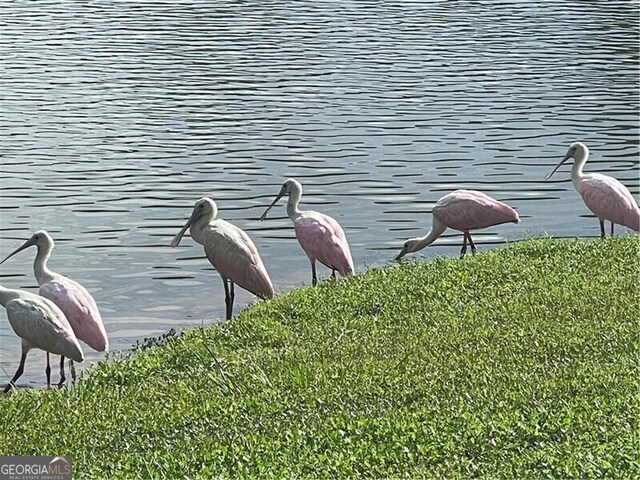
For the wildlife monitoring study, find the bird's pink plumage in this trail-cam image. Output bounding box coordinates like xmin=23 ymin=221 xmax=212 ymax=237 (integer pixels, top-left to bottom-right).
xmin=294 ymin=212 xmax=354 ymax=275
xmin=433 ymin=189 xmax=520 ymax=232
xmin=39 ymin=276 xmax=108 ymax=352
xmin=578 ymin=174 xmax=640 ymax=232
xmin=5 ymin=293 xmax=84 ymax=362
xmin=202 ymin=220 xmax=274 ymax=299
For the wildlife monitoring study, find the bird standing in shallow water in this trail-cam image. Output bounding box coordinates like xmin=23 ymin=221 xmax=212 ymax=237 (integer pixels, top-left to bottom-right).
xmin=260 ymin=178 xmax=354 ymax=286
xmin=171 ymin=197 xmax=274 ymax=320
xmin=0 ymin=284 xmax=84 ymax=393
xmin=546 ymin=142 xmax=640 ymax=238
xmin=0 ymin=231 xmax=108 ymax=386
xmin=396 ymin=189 xmax=520 ymax=260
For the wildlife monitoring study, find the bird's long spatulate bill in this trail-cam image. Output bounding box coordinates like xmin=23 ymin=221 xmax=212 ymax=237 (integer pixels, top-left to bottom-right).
xmin=259 ymin=192 xmax=285 ymax=221
xmin=395 ymin=246 xmax=408 ymax=261
xmin=0 ymin=238 xmax=35 ymax=265
xmin=545 ymin=155 xmax=570 ymax=181
xmin=170 ymin=218 xmax=193 ymax=248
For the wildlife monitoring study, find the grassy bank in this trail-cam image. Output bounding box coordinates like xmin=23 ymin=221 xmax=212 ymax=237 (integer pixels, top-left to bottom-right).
xmin=1 ymin=237 xmax=638 ymax=478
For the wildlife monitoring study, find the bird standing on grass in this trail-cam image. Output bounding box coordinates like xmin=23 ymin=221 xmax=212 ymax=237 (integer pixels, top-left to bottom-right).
xmin=545 ymin=142 xmax=640 ymax=238
xmin=171 ymin=197 xmax=274 ymax=320
xmin=0 ymin=231 xmax=108 ymax=386
xmin=396 ymin=189 xmax=520 ymax=260
xmin=0 ymin=284 xmax=84 ymax=393
xmin=260 ymin=178 xmax=354 ymax=286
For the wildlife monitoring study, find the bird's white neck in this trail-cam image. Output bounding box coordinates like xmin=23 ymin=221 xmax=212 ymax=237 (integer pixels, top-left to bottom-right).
xmin=410 ymin=217 xmax=448 ymax=253
xmin=570 ymin=146 xmax=589 ymax=188
xmin=189 ymin=210 xmax=216 ymax=246
xmin=34 ymin=243 xmax=56 ymax=285
xmin=286 ymin=185 xmax=303 ymax=220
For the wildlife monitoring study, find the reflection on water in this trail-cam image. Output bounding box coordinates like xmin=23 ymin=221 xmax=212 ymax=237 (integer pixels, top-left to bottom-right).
xmin=0 ymin=1 xmax=638 ymax=387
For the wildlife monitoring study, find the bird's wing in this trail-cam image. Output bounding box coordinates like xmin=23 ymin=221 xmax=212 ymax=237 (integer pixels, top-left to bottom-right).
xmin=579 ymin=175 xmax=640 ymax=230
xmin=40 ymin=277 xmax=108 ymax=352
xmin=5 ymin=295 xmax=83 ymax=361
xmin=202 ymin=220 xmax=274 ymax=298
xmin=294 ymin=212 xmax=354 ymax=275
xmin=434 ymin=190 xmax=519 ymax=231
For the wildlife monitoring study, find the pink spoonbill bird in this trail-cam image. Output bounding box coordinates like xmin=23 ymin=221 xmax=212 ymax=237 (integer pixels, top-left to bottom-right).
xmin=0 ymin=231 xmax=108 ymax=386
xmin=260 ymin=178 xmax=354 ymax=286
xmin=546 ymin=142 xmax=640 ymax=238
xmin=170 ymin=197 xmax=274 ymax=320
xmin=0 ymin=284 xmax=84 ymax=393
xmin=396 ymin=189 xmax=520 ymax=260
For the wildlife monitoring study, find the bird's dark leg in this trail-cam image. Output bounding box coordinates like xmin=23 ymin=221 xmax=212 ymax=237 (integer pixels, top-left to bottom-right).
xmin=610 ymin=222 xmax=614 ymax=237
xmin=311 ymin=261 xmax=318 ymax=286
xmin=468 ymin=233 xmax=477 ymax=255
xmin=57 ymin=355 xmax=66 ymax=387
xmin=331 ymin=269 xmax=336 ymax=279
xmin=45 ymin=353 xmax=51 ymax=389
xmin=222 ymin=278 xmax=233 ymax=320
xmin=70 ymin=359 xmax=77 ymax=384
xmin=460 ymin=232 xmax=468 ymax=258
xmin=4 ymin=352 xmax=27 ymax=393
xmin=599 ymin=220 xmax=605 ymax=239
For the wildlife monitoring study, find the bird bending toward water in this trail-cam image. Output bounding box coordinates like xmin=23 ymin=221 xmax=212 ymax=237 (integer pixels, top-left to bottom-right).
xmin=396 ymin=189 xmax=520 ymax=260
xmin=171 ymin=197 xmax=274 ymax=320
xmin=0 ymin=284 xmax=83 ymax=393
xmin=260 ymin=178 xmax=354 ymax=286
xmin=0 ymin=231 xmax=108 ymax=386
xmin=545 ymin=142 xmax=640 ymax=238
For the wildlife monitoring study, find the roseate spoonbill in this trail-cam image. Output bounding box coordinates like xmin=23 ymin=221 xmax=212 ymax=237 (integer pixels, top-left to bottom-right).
xmin=260 ymin=178 xmax=354 ymax=286
xmin=170 ymin=197 xmax=274 ymax=320
xmin=0 ymin=284 xmax=84 ymax=393
xmin=0 ymin=231 xmax=108 ymax=386
xmin=546 ymin=142 xmax=640 ymax=238
xmin=396 ymin=189 xmax=520 ymax=260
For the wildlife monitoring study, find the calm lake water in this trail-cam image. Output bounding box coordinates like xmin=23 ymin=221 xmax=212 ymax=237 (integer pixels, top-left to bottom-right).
xmin=0 ymin=1 xmax=638 ymax=387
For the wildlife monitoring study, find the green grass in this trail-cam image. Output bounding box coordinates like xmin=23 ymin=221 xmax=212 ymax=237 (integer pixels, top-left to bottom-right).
xmin=1 ymin=237 xmax=638 ymax=479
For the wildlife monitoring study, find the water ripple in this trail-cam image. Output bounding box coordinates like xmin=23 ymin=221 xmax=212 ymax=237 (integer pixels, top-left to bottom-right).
xmin=0 ymin=0 xmax=638 ymax=386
